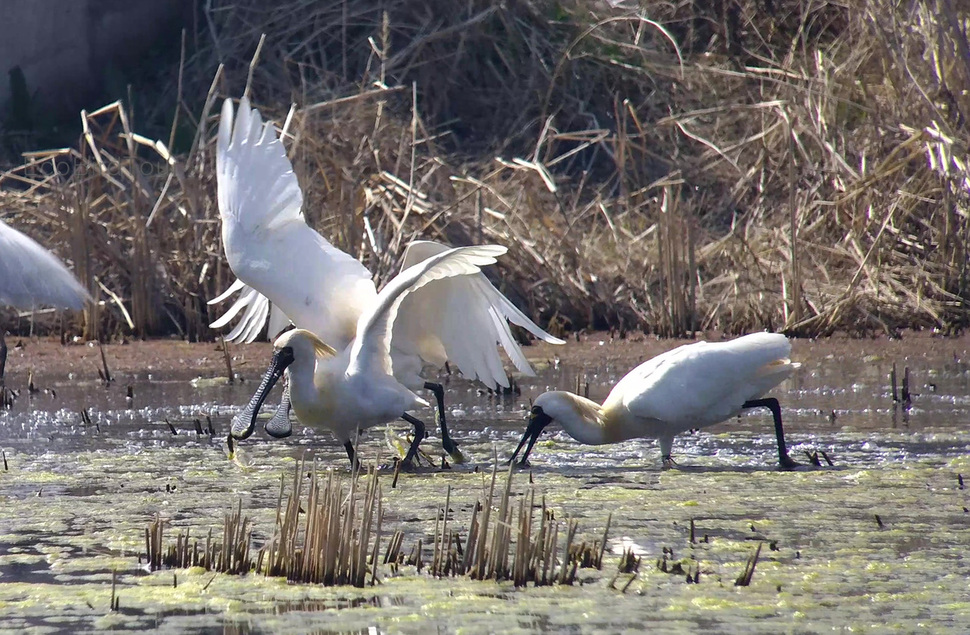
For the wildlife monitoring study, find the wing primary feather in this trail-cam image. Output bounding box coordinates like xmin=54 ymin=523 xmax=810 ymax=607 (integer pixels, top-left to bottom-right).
xmin=491 ymin=289 xmax=565 ymax=344
xmin=210 ymin=286 xmax=258 ymax=329
xmin=208 ymin=277 xmax=246 ymax=305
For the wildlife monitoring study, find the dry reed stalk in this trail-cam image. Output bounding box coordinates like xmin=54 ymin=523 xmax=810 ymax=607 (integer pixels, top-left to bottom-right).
xmin=145 ymin=500 xmax=253 ymax=574
xmin=258 ymin=458 xmax=383 ymax=586
xmin=5 ymin=0 xmax=970 ymax=338
xmin=734 ymin=542 xmax=763 ymax=587
xmin=420 ymin=458 xmax=608 ymax=586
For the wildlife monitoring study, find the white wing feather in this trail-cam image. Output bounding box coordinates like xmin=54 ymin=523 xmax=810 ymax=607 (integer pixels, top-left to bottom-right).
xmin=395 ymin=240 xmax=564 ymax=387
xmin=212 ymin=97 xmax=564 ymax=380
xmin=0 ymin=219 xmax=90 ymax=310
xmin=208 ymin=281 xmax=293 ymax=343
xmin=208 ymin=277 xmax=246 ymax=307
xmin=214 ymin=97 xmax=376 ymax=350
xmin=349 ymin=246 xmax=508 ymax=379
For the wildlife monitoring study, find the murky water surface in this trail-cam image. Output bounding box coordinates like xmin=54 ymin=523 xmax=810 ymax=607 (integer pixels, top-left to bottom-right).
xmin=1 ymin=336 xmax=969 ymax=633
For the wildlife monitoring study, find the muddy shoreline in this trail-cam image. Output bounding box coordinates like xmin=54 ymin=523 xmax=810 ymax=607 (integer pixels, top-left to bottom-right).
xmin=4 ymin=329 xmax=970 ymax=384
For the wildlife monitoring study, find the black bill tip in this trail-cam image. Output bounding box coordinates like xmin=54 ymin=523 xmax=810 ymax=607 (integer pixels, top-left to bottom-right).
xmin=509 ymin=406 xmax=552 ymax=465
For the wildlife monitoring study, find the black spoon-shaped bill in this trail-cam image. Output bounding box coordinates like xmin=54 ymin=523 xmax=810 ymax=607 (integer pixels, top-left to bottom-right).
xmin=230 ymin=346 xmax=295 ymax=439
xmin=265 ymin=380 xmax=293 ymax=438
xmin=508 ymin=406 xmax=553 ymax=465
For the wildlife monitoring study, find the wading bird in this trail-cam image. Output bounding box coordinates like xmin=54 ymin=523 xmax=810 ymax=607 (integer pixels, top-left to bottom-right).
xmin=510 ymin=332 xmax=800 ymax=469
xmin=0 ymin=219 xmax=90 ymax=380
xmin=0 ymin=220 xmax=89 ymax=311
xmin=238 ymin=245 xmax=516 ymax=467
xmin=211 ymin=97 xmax=562 ymax=463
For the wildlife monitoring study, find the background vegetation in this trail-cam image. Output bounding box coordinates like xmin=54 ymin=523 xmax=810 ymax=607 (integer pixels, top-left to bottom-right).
xmin=2 ymin=0 xmax=969 ymax=340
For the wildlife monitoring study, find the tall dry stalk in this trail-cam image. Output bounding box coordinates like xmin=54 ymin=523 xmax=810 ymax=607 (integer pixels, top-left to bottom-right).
xmin=2 ymin=0 xmax=970 ymax=338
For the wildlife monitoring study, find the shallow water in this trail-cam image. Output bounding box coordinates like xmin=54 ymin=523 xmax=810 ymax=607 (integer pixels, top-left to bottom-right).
xmin=1 ymin=336 xmax=969 ymax=633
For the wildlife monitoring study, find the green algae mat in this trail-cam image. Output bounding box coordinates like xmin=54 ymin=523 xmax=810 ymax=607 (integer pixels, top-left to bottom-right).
xmin=2 ymin=336 xmax=970 ymax=633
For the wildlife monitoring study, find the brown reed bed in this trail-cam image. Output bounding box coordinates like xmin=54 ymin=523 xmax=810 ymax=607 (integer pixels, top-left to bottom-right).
xmin=257 ymin=457 xmax=383 ymax=587
xmin=145 ymin=500 xmax=253 ymax=574
xmin=144 ymin=458 xmax=610 ymax=589
xmin=4 ymin=1 xmax=970 ymax=339
xmin=385 ymin=462 xmax=609 ymax=587
xmin=145 ymin=458 xmax=383 ymax=586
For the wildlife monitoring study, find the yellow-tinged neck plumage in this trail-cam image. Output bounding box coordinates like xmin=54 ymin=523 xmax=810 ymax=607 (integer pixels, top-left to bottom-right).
xmin=534 ymin=391 xmax=631 ymax=445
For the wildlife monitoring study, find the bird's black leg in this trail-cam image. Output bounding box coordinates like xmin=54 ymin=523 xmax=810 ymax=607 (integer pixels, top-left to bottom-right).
xmin=0 ymin=331 xmax=7 ymax=390
xmin=344 ymin=440 xmax=361 ymax=472
xmin=659 ymin=436 xmax=677 ymax=469
xmin=424 ymin=381 xmax=463 ymax=461
xmin=742 ymin=397 xmax=798 ymax=469
xmin=401 ymin=412 xmax=426 ymax=468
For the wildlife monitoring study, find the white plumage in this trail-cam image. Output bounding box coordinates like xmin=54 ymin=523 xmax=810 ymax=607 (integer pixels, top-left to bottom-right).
xmin=238 ymin=246 xmax=516 ymax=466
xmin=0 ymin=219 xmax=89 ymax=310
xmin=510 ymin=332 xmax=800 ymax=469
xmin=211 ymin=97 xmax=563 ymax=461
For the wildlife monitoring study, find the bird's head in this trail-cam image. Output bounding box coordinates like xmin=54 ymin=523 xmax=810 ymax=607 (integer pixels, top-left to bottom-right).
xmin=230 ymin=329 xmax=336 ymax=440
xmin=273 ymin=328 xmax=337 ymax=362
xmin=508 ymin=401 xmax=554 ymax=466
xmin=507 ymin=391 xmax=608 ymax=465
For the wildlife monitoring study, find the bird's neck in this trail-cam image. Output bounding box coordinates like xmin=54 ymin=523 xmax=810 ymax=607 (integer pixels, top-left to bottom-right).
xmin=550 ymin=392 xmax=642 ymax=445
xmin=288 ymin=351 xmax=338 ymax=412
xmin=549 ymin=392 xmax=613 ymax=445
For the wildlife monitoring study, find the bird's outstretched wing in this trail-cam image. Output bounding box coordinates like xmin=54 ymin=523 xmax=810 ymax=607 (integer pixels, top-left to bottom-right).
xmin=207 ymin=279 xmax=291 ymax=343
xmin=213 ymin=97 xmax=376 ymax=349
xmin=393 ymin=240 xmax=564 ymax=387
xmin=348 ymin=245 xmax=510 ymax=380
xmin=0 ymin=220 xmax=90 ymax=310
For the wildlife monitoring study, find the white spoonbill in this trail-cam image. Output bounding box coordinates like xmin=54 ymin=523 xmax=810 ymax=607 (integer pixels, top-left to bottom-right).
xmin=509 ymin=332 xmax=800 ymax=469
xmin=211 ymin=96 xmax=563 ymax=460
xmin=238 ymin=245 xmax=516 ymax=467
xmin=0 ymin=219 xmax=90 ymax=311
xmin=0 ymin=219 xmax=90 ymax=380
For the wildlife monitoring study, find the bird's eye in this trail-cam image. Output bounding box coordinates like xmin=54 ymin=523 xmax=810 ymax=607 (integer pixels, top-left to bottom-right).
xmin=531 ymin=405 xmax=542 ymax=416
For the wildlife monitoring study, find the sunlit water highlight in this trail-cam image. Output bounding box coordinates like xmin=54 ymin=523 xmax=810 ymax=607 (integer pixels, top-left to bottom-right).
xmin=1 ymin=337 xmax=969 ymax=632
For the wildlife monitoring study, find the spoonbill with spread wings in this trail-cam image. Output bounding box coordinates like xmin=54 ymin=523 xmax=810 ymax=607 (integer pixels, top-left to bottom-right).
xmin=211 ymin=97 xmax=563 ymax=463
xmin=238 ymin=245 xmax=519 ymax=467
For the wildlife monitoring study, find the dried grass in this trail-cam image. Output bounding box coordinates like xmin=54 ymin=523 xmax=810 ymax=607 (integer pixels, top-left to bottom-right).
xmin=146 ymin=457 xmax=384 ymax=586
xmin=257 ymin=456 xmax=382 ymax=586
xmin=144 ymin=458 xmax=608 ymax=589
xmin=3 ymin=0 xmax=970 ymax=337
xmin=145 ymin=501 xmax=253 ymax=574
xmin=389 ymin=461 xmax=608 ymax=586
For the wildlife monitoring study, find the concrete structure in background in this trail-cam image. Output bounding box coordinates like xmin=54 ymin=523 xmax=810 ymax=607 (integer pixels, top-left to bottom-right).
xmin=0 ymin=0 xmax=192 ymax=123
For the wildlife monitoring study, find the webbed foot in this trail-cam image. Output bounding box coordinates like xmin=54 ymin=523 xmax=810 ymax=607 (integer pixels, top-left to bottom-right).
xmin=440 ymin=430 xmax=466 ymax=464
